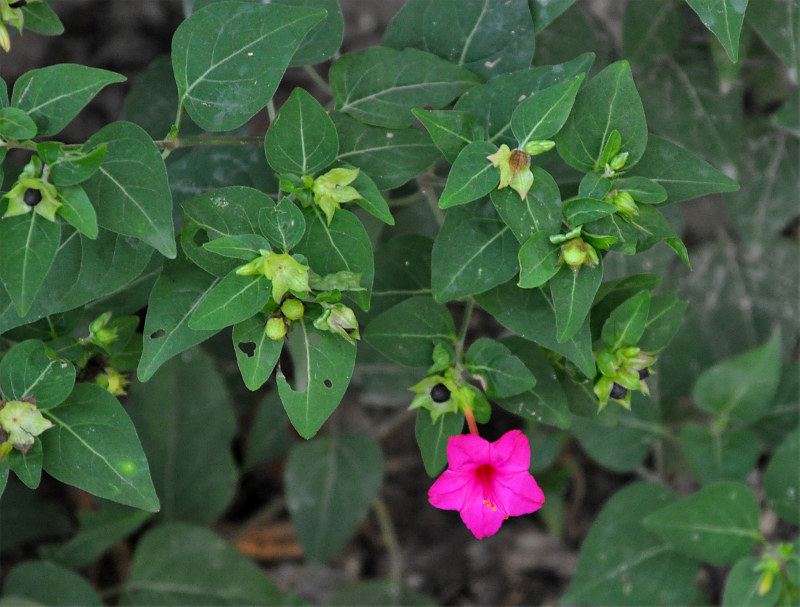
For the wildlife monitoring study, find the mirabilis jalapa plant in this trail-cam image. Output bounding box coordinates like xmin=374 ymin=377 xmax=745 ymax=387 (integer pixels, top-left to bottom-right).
xmin=4 ymin=0 xmax=792 ymax=604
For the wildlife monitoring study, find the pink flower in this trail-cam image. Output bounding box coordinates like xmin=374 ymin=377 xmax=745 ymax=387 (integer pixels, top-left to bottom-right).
xmin=428 ymin=429 xmax=545 ymax=539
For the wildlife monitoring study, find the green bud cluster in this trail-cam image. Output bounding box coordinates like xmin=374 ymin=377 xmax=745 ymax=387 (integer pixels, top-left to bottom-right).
xmin=237 ymin=250 xmax=310 ymax=303
xmin=593 ymin=346 xmax=655 ymax=410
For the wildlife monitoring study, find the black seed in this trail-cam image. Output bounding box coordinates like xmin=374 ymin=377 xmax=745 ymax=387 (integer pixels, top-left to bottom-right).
xmin=430 ymin=383 xmax=451 ymax=403
xmin=638 ymin=367 xmax=650 ymax=379
xmin=9 ymin=0 xmax=27 ymax=8
xmin=344 ymin=326 xmax=355 ymax=334
xmin=23 ymin=188 xmax=42 ymax=207
xmin=610 ymin=382 xmax=627 ymax=400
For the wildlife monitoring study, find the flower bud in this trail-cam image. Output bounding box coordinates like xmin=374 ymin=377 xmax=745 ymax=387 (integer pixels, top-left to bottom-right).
xmin=95 ymin=367 xmax=129 ymax=396
xmin=0 ymin=23 xmax=9 ymax=53
xmin=609 ymin=151 xmax=629 ymax=171
xmin=281 ymin=298 xmax=304 ymax=321
xmin=265 ymin=317 xmax=287 ymax=341
xmin=523 ymin=139 xmax=555 ymax=156
xmin=313 ymin=302 xmax=359 ymax=343
xmin=613 ymin=191 xmax=638 ymax=217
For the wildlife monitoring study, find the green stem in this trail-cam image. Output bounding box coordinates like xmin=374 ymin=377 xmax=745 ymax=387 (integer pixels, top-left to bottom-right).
xmin=303 ymin=64 xmax=333 ymax=96
xmin=267 ymin=99 xmax=276 ymax=123
xmin=153 ymin=135 xmax=264 ymax=150
xmin=454 ymin=298 xmax=475 ymax=362
xmin=372 ymin=498 xmax=403 ymax=597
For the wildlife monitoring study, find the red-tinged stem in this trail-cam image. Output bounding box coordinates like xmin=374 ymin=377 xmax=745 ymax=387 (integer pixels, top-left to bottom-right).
xmin=464 ymin=406 xmax=479 ymax=436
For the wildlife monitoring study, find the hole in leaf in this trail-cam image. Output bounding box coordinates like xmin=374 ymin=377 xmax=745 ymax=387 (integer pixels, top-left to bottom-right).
xmin=192 ymin=228 xmax=210 ymax=247
xmin=323 ymin=379 xmax=332 ymax=389
xmin=150 ymin=329 xmax=166 ymax=339
xmin=237 ymin=341 xmax=256 ymax=358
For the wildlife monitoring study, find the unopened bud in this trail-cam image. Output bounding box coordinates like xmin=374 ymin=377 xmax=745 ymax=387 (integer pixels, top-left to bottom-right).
xmin=613 ymin=191 xmax=638 ymax=217
xmin=0 ymin=24 xmax=10 ymax=53
xmin=281 ymin=298 xmax=304 ymax=321
xmin=523 ymin=139 xmax=555 ymax=156
xmin=609 ymin=151 xmax=629 ymax=171
xmin=561 ymin=238 xmax=599 ymax=270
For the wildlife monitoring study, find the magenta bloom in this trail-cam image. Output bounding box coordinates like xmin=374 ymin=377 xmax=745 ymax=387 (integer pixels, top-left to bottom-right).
xmin=428 ymin=430 xmax=545 ymax=539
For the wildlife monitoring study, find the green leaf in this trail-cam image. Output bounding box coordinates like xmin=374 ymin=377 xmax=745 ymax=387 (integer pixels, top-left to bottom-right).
xmin=0 ymin=228 xmax=154 ymax=334
xmin=243 ymin=391 xmax=292 ymax=470
xmin=232 ymin=315 xmax=282 ymax=391
xmin=639 ymin=290 xmax=688 ymax=352
xmin=259 ymin=197 xmax=305 ymax=251
xmin=562 ymin=198 xmax=617 ymax=225
xmin=431 ymin=200 xmax=518 ymax=301
xmin=693 ymin=332 xmax=782 ymax=424
xmin=465 ymin=338 xmax=536 ymax=399
xmin=172 ymin=2 xmax=324 ymax=131
xmin=265 ymin=87 xmax=338 ymax=175
xmin=517 ymin=231 xmax=561 ymax=288
xmin=616 ymin=176 xmax=668 ymax=204
xmin=722 ymin=556 xmax=783 ymax=607
xmin=638 ymin=49 xmax=741 ymax=168
xmin=364 ymin=296 xmax=455 ymax=367
xmin=562 ymin=482 xmax=700 ymax=606
xmin=571 ymin=394 xmax=661 ymax=472
xmin=530 ymin=0 xmax=576 ymax=33
xmin=727 ymin=125 xmax=797 ymax=244
xmin=8 ymin=440 xmax=42 ymax=489
xmin=285 ymin=433 xmax=383 ymax=563
xmin=332 ymin=112 xmax=439 ymax=190
xmin=438 ymin=141 xmax=499 ymax=209
xmin=331 ymin=47 xmax=481 ymax=129
xmin=455 ymin=54 xmax=595 ymax=147
xmin=764 ymin=428 xmax=800 ymax=524
xmin=752 ymin=362 xmax=800 ymax=446
xmin=680 ymin=423 xmax=761 ymax=486
xmin=550 ymin=262 xmax=603 ymax=343
xmin=11 ymin=64 xmax=125 ymax=137
xmin=3 ymin=561 xmax=101 ymax=606
xmin=412 ymin=109 xmax=482 ymax=164
xmin=685 ymin=0 xmax=748 ymax=62
xmin=490 ymin=166 xmax=562 ymax=242
xmin=0 ymin=107 xmax=37 ymax=139
xmin=627 ymin=134 xmax=739 ymax=204
xmin=37 ymin=142 xmax=107 ymax=187
xmin=189 ymin=271 xmax=271 ymax=331
xmin=512 ymin=73 xmax=584 ymax=147
xmin=348 ymin=167 xmax=394 ymax=225
xmin=56 ymin=185 xmax=98 ymax=239
xmin=128 ymin=349 xmax=237 ymax=524
xmin=579 ymin=172 xmax=613 ymax=200
xmin=0 ymin=477 xmax=71 ymax=551
xmin=281 ymin=0 xmax=344 ymax=67
xmin=368 ymin=234 xmax=432 ymax=322
xmin=20 ymin=0 xmax=65 ymax=35
xmin=415 ymin=408 xmax=464 ymax=477
xmin=0 ymin=214 xmax=61 ymax=316
xmin=169 ymin=144 xmax=279 ymax=204
xmin=496 ymin=336 xmax=571 ymax=429
xmin=0 ymin=339 xmax=75 ymax=410
xmin=202 ymin=233 xmax=270 ymax=260
xmin=180 ymin=186 xmax=273 ymax=277
xmin=83 ymin=121 xmax=176 ymax=258
xmin=41 ymin=384 xmax=159 ymax=511
xmin=42 ymin=504 xmax=152 ymax=570
xmin=556 ymin=60 xmax=648 ymax=172
xmin=419 ymin=0 xmax=535 ymax=80
xmin=623 ymin=0 xmax=684 ymax=68
xmin=138 ymin=257 xmax=221 ymax=382
xmin=277 ymin=319 xmax=356 ymax=439
xmin=119 ymin=523 xmax=286 ymax=605
xmin=601 ymin=290 xmax=650 ymax=351
xmin=643 ymin=481 xmax=761 ymax=566
xmin=476 ymin=281 xmax=596 ymax=378
xmin=747 ymin=0 xmax=799 ymax=80
xmin=295 ymin=208 xmax=374 ymax=311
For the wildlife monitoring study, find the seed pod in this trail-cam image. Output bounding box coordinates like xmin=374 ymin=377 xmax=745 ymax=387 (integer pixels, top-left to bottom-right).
xmin=265 ymin=317 xmax=287 ymax=341
xmin=508 ymin=149 xmax=531 ymax=174
xmin=430 ymin=383 xmax=451 ymax=403
xmin=23 ymin=188 xmax=42 ymax=207
xmin=9 ymin=1 xmax=28 ymax=8
xmin=638 ymin=367 xmax=650 ymax=379
xmin=609 ymin=382 xmax=627 ymax=400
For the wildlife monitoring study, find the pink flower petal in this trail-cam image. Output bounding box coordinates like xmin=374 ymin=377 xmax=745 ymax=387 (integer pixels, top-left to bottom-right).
xmin=446 ymin=433 xmax=491 ymax=471
xmin=491 ymin=471 xmax=545 ymax=517
xmin=428 ymin=470 xmax=474 ymax=511
xmin=458 ymin=484 xmax=507 ymax=539
xmin=489 ymin=429 xmax=531 ymax=473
